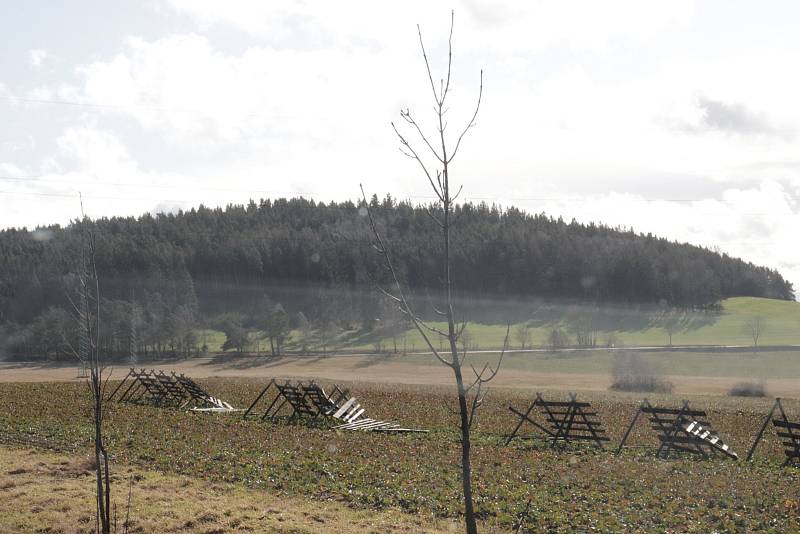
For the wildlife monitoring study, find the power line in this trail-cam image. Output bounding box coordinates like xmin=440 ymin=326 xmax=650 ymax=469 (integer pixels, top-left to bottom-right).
xmin=0 ymin=189 xmax=792 ymax=218
xmin=1 ymin=174 xmax=796 ymax=206
xmin=3 ymin=95 xmax=798 ymax=134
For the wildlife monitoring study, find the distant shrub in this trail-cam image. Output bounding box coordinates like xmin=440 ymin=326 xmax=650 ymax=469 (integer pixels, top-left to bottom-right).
xmin=547 ymin=328 xmax=570 ymax=350
xmin=610 ymin=352 xmax=673 ymax=394
xmin=728 ymin=381 xmax=767 ymax=397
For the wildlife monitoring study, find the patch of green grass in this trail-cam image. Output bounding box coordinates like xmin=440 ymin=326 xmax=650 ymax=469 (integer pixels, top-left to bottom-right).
xmin=343 ymin=297 xmax=800 ymax=350
xmin=197 ymin=297 xmax=800 ymax=355
xmin=196 ymin=329 xmax=226 ymax=352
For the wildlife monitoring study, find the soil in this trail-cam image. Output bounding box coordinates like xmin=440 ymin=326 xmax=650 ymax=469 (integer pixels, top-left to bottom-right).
xmin=2 ymin=353 xmax=798 ymax=397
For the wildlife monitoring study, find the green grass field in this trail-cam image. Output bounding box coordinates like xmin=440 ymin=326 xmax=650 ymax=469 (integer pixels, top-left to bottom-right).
xmin=200 ymin=297 xmax=800 ymax=353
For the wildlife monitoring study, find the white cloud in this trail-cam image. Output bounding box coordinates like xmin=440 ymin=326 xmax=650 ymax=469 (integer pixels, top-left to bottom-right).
xmin=165 ymin=0 xmax=695 ymax=54
xmin=56 ymin=126 xmax=136 ymax=176
xmin=3 ymin=0 xmax=800 ymax=292
xmin=519 ymin=181 xmax=800 ymax=291
xmin=73 ymin=33 xmax=411 ymax=145
xmin=29 ymin=49 xmax=49 ymax=68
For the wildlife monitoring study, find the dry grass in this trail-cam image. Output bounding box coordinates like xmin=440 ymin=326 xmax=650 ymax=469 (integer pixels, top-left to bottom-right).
xmin=0 ymin=447 xmax=464 ymax=534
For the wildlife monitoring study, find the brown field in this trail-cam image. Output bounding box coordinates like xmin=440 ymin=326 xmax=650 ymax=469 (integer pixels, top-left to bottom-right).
xmin=2 ymin=351 xmax=799 ymax=397
xmin=1 ymin=354 xmax=800 ymax=532
xmin=1 ymin=375 xmax=799 ymax=532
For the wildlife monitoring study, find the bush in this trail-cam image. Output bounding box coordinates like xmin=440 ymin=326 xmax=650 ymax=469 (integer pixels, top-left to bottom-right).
xmin=609 ymin=352 xmax=673 ymax=394
xmin=547 ymin=328 xmax=570 ymax=350
xmin=728 ymin=381 xmax=767 ymax=397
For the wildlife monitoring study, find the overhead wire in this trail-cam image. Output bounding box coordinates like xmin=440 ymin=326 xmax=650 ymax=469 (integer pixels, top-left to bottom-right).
xmin=0 ymin=175 xmax=796 ymax=211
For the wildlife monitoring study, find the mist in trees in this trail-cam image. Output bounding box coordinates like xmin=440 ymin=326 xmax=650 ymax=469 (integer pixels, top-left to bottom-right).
xmin=0 ymin=194 xmax=793 ymax=331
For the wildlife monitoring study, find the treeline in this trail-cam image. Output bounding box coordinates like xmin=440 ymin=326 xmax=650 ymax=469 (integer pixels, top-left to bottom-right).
xmin=1 ymin=291 xmax=200 ymax=362
xmin=0 ymin=196 xmax=793 ymax=331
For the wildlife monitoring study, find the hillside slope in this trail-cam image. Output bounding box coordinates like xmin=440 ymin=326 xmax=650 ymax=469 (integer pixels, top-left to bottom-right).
xmin=0 ymin=197 xmax=793 ymax=326
xmin=203 ymin=296 xmax=800 ymax=352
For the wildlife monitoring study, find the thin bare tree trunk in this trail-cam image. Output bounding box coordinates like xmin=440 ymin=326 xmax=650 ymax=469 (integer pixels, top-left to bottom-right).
xmin=362 ymin=12 xmax=507 ymax=533
xmin=68 ymin=214 xmax=111 ymax=534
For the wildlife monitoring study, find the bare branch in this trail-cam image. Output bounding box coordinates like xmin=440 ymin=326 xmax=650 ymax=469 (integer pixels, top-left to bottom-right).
xmin=415 ymin=316 xmax=450 ymax=339
xmin=376 ymin=286 xmax=402 ymax=304
xmin=441 ymin=396 xmax=458 ymax=417
xmin=443 ymin=10 xmax=454 ymax=101
xmin=455 ymin=320 xmax=468 ymax=340
xmin=400 ymin=109 xmax=443 ymax=163
xmin=424 ymin=205 xmax=444 ymax=228
xmin=416 ymin=24 xmax=441 ymax=105
xmin=448 ymin=69 xmax=483 ymax=164
xmin=476 ymin=324 xmax=510 ymax=385
xmin=426 ymin=292 xmax=448 ymax=317
xmin=392 ymin=122 xmax=444 ymax=201
xmin=467 ymin=380 xmax=483 ymax=430
xmin=360 ymin=184 xmax=454 ymax=368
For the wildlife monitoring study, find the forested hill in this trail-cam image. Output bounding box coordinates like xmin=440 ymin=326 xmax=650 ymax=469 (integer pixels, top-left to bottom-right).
xmin=0 ymin=196 xmax=793 ymax=324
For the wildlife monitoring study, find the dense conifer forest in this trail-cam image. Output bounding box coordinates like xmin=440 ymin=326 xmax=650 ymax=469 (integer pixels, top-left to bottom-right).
xmin=0 ymin=196 xmax=793 ymax=359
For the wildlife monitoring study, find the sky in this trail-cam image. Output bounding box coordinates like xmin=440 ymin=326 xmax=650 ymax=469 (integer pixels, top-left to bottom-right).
xmin=1 ymin=1 xmax=799 ymax=292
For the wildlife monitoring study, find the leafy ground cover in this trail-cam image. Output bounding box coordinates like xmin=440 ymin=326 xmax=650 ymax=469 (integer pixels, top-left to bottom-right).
xmin=0 ymin=379 xmax=798 ymax=532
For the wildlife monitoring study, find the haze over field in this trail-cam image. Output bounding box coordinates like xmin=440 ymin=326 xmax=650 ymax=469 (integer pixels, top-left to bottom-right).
xmin=1 ymin=1 xmax=800 ymax=290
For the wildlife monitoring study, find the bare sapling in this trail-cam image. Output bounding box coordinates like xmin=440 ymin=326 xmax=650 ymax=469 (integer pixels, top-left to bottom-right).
xmin=361 ymin=11 xmax=507 ymax=534
xmin=66 ymin=211 xmax=112 ymax=534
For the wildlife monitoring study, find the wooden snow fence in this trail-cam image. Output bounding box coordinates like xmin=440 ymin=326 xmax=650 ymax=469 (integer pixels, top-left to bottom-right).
xmin=616 ymin=399 xmax=738 ymax=460
xmin=107 ymin=368 xmax=178 ymax=406
xmin=746 ymin=398 xmax=800 ymax=466
xmin=244 ymin=378 xmax=427 ymax=433
xmin=244 ymin=379 xmax=326 ymax=421
xmin=106 ymin=368 xmax=238 ymax=412
xmin=244 ymin=379 xmax=368 ymax=423
xmin=331 ymin=417 xmax=428 ymax=433
xmin=504 ymin=392 xmax=609 ymax=449
xmin=173 ymin=373 xmax=239 ymax=413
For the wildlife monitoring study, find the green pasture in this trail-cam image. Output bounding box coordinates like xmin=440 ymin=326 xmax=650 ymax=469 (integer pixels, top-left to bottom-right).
xmin=199 ymin=297 xmax=800 ymax=354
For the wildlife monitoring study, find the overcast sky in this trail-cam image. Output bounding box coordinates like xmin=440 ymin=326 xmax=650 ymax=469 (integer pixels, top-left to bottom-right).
xmin=1 ymin=1 xmax=799 ymax=291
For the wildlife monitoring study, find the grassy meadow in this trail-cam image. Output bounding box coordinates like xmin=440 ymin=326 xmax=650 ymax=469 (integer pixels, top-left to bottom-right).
xmin=200 ymin=297 xmax=800 ymax=354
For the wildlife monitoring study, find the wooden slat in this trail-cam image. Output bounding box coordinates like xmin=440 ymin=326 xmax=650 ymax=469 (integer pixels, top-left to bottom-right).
xmin=643 ymin=407 xmax=707 ymax=417
xmin=554 ymin=434 xmax=611 ymax=441
xmin=338 ymin=419 xmax=376 ymax=430
xmin=355 ymin=421 xmax=395 ymax=431
xmin=537 ymin=401 xmax=592 ymax=408
xmin=773 ymin=419 xmax=800 ymax=430
xmin=346 ymin=408 xmax=365 ymax=422
xmin=332 ymin=398 xmax=357 ymax=419
xmin=545 ymin=410 xmax=598 ymax=417
xmin=336 ymin=419 xmax=379 ymax=430
xmin=548 ymin=420 xmax=604 ymax=428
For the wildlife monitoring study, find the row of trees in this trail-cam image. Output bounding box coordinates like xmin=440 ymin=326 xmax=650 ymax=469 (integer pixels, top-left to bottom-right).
xmin=0 ymin=196 xmax=793 ymax=326
xmin=0 ymin=289 xmax=414 ymax=360
xmin=1 ymin=291 xmax=198 ymax=361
